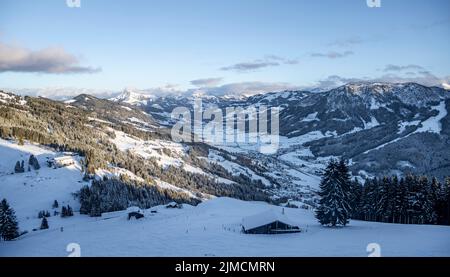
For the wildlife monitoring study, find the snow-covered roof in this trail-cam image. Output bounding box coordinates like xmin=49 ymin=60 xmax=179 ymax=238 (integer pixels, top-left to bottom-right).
xmin=126 ymin=206 xmax=141 ymax=213
xmin=53 ymin=156 xmax=75 ymax=161
xmin=241 ymin=209 xmax=299 ymax=230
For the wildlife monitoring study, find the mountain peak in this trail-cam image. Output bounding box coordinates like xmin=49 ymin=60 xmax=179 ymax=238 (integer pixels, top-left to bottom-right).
xmin=110 ymin=88 xmax=151 ymax=105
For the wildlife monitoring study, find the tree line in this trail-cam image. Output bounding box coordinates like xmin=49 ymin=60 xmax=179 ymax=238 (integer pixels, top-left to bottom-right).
xmin=352 ymin=174 xmax=450 ymax=225
xmin=316 ymin=159 xmax=450 ymax=227
xmin=76 ymin=177 xmax=201 ymax=217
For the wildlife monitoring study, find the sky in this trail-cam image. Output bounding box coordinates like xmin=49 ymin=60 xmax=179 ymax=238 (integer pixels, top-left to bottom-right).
xmin=0 ymin=0 xmax=449 ymax=98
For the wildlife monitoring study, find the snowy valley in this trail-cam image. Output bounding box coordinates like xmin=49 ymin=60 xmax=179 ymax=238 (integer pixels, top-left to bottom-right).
xmin=1 ymin=83 xmax=450 ymax=257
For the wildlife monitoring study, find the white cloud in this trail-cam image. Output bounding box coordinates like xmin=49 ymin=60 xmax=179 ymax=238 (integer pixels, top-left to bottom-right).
xmin=190 ymin=78 xmax=223 ymax=87
xmin=0 ymin=41 xmax=101 ymax=74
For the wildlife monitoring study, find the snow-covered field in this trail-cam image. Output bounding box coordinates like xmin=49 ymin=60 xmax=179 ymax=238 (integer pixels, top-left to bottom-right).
xmin=1 ymin=139 xmax=449 ymax=257
xmin=1 ymin=197 xmax=449 ymax=257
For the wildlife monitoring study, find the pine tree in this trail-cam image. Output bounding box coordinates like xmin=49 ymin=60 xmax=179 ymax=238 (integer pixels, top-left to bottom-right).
xmin=0 ymin=199 xmax=20 ymax=241
xmin=40 ymin=217 xmax=49 ymax=230
xmin=52 ymin=200 xmax=59 ymax=209
xmin=316 ymin=159 xmax=352 ymax=227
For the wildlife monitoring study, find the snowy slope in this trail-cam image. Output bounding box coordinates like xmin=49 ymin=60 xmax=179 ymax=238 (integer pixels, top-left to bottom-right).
xmin=1 ymin=197 xmax=449 ymax=257
xmin=0 ymin=139 xmax=86 ymax=231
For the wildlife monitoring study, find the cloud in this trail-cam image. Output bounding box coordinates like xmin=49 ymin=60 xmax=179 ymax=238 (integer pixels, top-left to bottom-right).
xmin=220 ymin=55 xmax=298 ymax=73
xmin=0 ymin=41 xmax=101 ymax=74
xmin=220 ymin=61 xmax=280 ymax=72
xmin=195 ymin=81 xmax=299 ymax=97
xmin=383 ymin=64 xmax=424 ymax=72
xmin=310 ymin=51 xmax=354 ymax=59
xmin=328 ymin=37 xmax=364 ymax=47
xmin=312 ymin=71 xmax=450 ymax=90
xmin=190 ymin=77 xmax=223 ymax=87
xmin=3 ymin=87 xmax=116 ymax=100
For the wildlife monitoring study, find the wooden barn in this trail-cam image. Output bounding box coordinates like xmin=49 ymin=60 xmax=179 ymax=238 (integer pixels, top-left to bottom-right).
xmin=241 ymin=209 xmax=301 ymax=234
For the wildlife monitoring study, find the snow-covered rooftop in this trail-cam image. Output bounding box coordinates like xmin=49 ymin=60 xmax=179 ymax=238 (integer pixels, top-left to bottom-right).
xmin=241 ymin=209 xmax=299 ymax=230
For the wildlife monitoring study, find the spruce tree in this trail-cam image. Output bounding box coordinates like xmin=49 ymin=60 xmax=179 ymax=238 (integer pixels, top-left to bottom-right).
xmin=61 ymin=206 xmax=67 ymax=217
xmin=28 ymin=155 xmax=40 ymax=170
xmin=40 ymin=217 xmax=49 ymax=230
xmin=0 ymin=199 xmax=20 ymax=241
xmin=52 ymin=200 xmax=59 ymax=209
xmin=14 ymin=161 xmax=23 ymax=173
xmin=316 ymin=159 xmax=352 ymax=227
xmin=442 ymin=178 xmax=450 ymax=225
xmin=394 ymin=178 xmax=408 ymax=224
xmin=349 ymin=178 xmax=363 ymax=219
xmin=67 ymin=206 xmax=73 ymax=216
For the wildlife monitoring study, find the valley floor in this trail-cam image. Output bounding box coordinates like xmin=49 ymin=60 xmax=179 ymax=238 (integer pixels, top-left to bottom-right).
xmin=1 ymin=197 xmax=449 ymax=257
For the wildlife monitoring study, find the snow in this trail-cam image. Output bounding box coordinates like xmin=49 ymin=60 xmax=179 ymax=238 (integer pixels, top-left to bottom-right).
xmin=1 ymin=197 xmax=449 ymax=257
xmin=365 ymin=101 xmax=448 ymax=154
xmin=95 ymin=166 xmax=145 ymax=183
xmin=87 ymin=117 xmax=113 ymax=125
xmin=363 ymin=116 xmax=380 ymax=129
xmin=302 ymin=112 xmax=319 ymax=122
xmin=242 ymin=209 xmax=299 ymax=230
xmin=128 ymin=117 xmax=148 ymax=126
xmin=414 ymin=101 xmax=447 ymax=134
xmin=397 ymin=120 xmax=421 ymax=134
xmin=208 ymin=150 xmax=272 ymax=187
xmin=0 ymin=139 xmax=86 ymax=231
xmin=110 ymin=130 xmax=187 ymax=168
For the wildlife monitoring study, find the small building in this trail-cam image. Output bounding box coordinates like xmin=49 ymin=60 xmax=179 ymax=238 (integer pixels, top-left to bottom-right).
xmin=166 ymin=202 xmax=182 ymax=209
xmin=47 ymin=156 xmax=75 ymax=168
xmin=128 ymin=211 xmax=144 ymax=220
xmin=241 ymin=209 xmax=301 ymax=234
xmin=127 ymin=206 xmax=144 ymax=220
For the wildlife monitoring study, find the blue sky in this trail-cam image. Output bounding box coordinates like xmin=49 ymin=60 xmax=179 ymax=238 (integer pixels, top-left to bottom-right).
xmin=0 ymin=0 xmax=449 ymax=97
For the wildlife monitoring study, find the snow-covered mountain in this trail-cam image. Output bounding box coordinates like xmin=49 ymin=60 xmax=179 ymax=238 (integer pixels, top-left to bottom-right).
xmin=113 ymin=82 xmax=450 ymax=181
xmin=1 ymin=83 xmax=450 ymax=257
xmin=110 ymin=88 xmax=153 ymax=106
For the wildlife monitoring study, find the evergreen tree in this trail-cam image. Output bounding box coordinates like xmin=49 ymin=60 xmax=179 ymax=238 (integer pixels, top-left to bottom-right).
xmin=14 ymin=161 xmax=24 ymax=173
xmin=349 ymin=178 xmax=363 ymax=219
xmin=67 ymin=205 xmax=74 ymax=216
xmin=377 ymin=177 xmax=391 ymax=222
xmin=394 ymin=178 xmax=408 ymax=224
xmin=28 ymin=155 xmax=40 ymax=170
xmin=52 ymin=200 xmax=59 ymax=209
xmin=440 ymin=178 xmax=450 ymax=225
xmin=316 ymin=159 xmax=352 ymax=227
xmin=40 ymin=217 xmax=49 ymax=230
xmin=0 ymin=199 xmax=20 ymax=241
xmin=61 ymin=206 xmax=67 ymax=217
